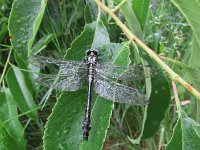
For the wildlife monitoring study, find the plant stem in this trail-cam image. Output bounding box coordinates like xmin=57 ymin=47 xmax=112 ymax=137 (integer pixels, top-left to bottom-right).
xmin=172 ymin=81 xmax=181 ymax=117
xmin=95 ymin=0 xmax=200 ymax=100
xmin=0 ymin=48 xmax=12 ymax=86
xmin=111 ymin=0 xmax=127 ymax=12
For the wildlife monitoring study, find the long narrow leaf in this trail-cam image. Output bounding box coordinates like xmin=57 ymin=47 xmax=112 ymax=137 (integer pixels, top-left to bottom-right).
xmin=6 ymin=65 xmax=38 ymax=120
xmin=166 ymin=112 xmax=200 ymax=150
xmin=8 ymin=0 xmax=47 ymax=58
xmin=0 ymin=88 xmax=26 ymax=150
xmin=171 ymin=0 xmax=200 ymax=90
xmin=132 ymin=0 xmax=150 ymax=28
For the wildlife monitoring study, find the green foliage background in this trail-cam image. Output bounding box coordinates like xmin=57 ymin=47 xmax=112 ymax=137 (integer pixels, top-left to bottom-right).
xmin=0 ymin=0 xmax=200 ymax=150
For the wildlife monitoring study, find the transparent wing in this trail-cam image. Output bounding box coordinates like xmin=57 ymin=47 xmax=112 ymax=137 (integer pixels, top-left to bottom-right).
xmin=35 ymin=73 xmax=85 ymax=91
xmin=29 ymin=55 xmax=84 ymax=70
xmin=94 ymin=75 xmax=149 ymax=105
xmin=96 ymin=63 xmax=158 ymax=81
xmin=29 ymin=56 xmax=86 ymax=91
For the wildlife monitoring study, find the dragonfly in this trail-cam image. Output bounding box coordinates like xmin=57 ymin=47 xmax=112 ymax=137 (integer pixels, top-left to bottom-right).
xmin=29 ymin=49 xmax=157 ymax=140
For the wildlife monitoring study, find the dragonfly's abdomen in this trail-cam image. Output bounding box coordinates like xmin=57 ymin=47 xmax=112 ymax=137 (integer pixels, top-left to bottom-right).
xmin=83 ymin=53 xmax=98 ymax=140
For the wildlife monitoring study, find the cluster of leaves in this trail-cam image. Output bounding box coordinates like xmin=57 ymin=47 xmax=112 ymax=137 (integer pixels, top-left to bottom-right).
xmin=0 ymin=0 xmax=200 ymax=150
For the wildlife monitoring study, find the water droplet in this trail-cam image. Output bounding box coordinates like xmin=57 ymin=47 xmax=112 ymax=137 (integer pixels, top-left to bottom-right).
xmin=16 ymin=19 xmax=21 ymax=23
xmin=21 ymin=40 xmax=26 ymax=44
xmin=24 ymin=35 xmax=28 ymax=39
xmin=99 ymin=116 xmax=103 ymax=121
xmin=1 ymin=5 xmax=5 ymax=11
xmin=58 ymin=143 xmax=64 ymax=149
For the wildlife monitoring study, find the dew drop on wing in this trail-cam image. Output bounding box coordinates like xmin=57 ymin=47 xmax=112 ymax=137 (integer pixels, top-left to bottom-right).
xmin=94 ymin=75 xmax=149 ymax=105
xmin=95 ymin=63 xmax=158 ymax=81
xmin=36 ymin=74 xmax=84 ymax=92
xmin=28 ymin=56 xmax=86 ymax=91
xmin=29 ymin=55 xmax=85 ymax=71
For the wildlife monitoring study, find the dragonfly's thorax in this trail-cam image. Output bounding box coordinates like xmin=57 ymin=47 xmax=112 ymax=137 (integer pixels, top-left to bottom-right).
xmin=87 ymin=55 xmax=97 ymax=64
xmin=86 ymin=49 xmax=98 ymax=80
xmin=87 ymin=57 xmax=97 ymax=82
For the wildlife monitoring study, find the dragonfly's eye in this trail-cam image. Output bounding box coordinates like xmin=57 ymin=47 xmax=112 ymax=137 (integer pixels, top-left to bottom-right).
xmin=86 ymin=50 xmax=91 ymax=56
xmin=93 ymin=49 xmax=99 ymax=56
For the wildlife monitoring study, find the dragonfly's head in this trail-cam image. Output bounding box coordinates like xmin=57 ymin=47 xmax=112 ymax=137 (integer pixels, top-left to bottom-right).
xmin=86 ymin=49 xmax=99 ymax=56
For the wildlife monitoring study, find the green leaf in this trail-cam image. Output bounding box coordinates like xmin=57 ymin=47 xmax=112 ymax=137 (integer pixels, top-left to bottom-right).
xmin=166 ymin=112 xmax=200 ymax=150
xmin=64 ymin=21 xmax=110 ymax=61
xmin=113 ymin=0 xmax=143 ymax=40
xmin=0 ymin=88 xmax=26 ymax=150
xmin=6 ymin=65 xmax=38 ymax=120
xmin=84 ymin=3 xmax=92 ymax=24
xmin=8 ymin=0 xmax=47 ymax=58
xmin=85 ymin=0 xmax=98 ymax=20
xmin=0 ymin=0 xmax=6 ymax=6
xmin=43 ymin=19 xmax=131 ymax=149
xmin=0 ymin=128 xmax=25 ymax=150
xmin=14 ymin=52 xmax=38 ymax=95
xmin=171 ymin=0 xmax=200 ymax=90
xmin=0 ymin=19 xmax=7 ymax=43
xmin=142 ymin=75 xmax=171 ymax=139
xmin=183 ymin=66 xmax=200 ymax=91
xmin=43 ymin=90 xmax=87 ymax=150
xmin=31 ymin=34 xmax=55 ymax=54
xmin=132 ymin=0 xmax=150 ymax=29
